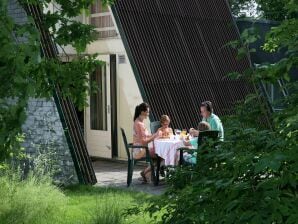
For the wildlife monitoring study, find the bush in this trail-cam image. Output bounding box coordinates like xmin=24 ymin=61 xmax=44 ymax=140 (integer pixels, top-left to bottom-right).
xmin=0 ymin=174 xmax=66 ymax=224
xmin=135 ymin=84 xmax=298 ymax=224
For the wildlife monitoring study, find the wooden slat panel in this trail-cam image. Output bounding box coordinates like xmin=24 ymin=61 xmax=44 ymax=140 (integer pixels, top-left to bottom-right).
xmin=113 ymin=0 xmax=255 ymax=129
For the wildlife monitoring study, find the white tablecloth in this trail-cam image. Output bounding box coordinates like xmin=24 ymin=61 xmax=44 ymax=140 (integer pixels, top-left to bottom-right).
xmin=154 ymin=139 xmax=184 ymax=166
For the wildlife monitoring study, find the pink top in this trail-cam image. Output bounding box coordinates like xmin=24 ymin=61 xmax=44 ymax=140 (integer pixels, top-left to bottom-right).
xmin=133 ymin=119 xmax=150 ymax=146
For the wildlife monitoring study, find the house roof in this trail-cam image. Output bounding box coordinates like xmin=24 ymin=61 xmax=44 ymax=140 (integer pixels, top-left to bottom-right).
xmin=112 ymin=0 xmax=255 ymax=129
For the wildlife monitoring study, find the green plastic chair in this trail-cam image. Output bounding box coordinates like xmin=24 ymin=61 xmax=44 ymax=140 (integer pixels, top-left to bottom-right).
xmin=120 ymin=128 xmax=155 ymax=187
xmin=178 ymin=130 xmax=220 ymax=166
xmin=150 ymin=121 xmax=161 ymax=134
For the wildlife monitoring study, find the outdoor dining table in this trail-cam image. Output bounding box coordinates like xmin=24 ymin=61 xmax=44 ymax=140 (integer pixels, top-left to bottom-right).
xmin=153 ymin=137 xmax=184 ymax=185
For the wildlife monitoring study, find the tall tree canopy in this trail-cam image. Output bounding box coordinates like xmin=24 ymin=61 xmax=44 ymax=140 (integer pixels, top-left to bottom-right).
xmin=229 ymin=0 xmax=297 ymax=21
xmin=0 ymin=0 xmax=103 ymax=165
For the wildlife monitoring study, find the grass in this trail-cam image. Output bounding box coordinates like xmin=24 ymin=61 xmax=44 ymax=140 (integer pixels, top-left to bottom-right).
xmin=0 ymin=175 xmax=156 ymax=224
xmin=0 ymin=175 xmax=66 ymax=224
xmin=62 ymin=185 xmax=154 ymax=224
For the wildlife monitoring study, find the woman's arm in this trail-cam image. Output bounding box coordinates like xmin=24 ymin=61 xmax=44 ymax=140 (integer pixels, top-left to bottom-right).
xmin=146 ymin=133 xmax=158 ymax=143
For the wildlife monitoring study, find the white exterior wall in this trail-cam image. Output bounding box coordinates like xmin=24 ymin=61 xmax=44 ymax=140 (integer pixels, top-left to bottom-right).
xmin=57 ymin=8 xmax=149 ymax=159
xmin=86 ymin=38 xmax=148 ymax=159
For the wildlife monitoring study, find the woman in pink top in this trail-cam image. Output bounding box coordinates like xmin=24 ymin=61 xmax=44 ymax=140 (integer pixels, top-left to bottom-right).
xmin=133 ymin=103 xmax=158 ymax=183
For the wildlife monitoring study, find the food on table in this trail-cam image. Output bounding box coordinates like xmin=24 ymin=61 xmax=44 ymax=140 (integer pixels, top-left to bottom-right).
xmin=159 ymin=130 xmax=173 ymax=139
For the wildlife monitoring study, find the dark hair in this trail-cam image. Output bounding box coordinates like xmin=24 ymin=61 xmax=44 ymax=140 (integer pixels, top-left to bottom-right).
xmin=134 ymin=102 xmax=150 ymax=121
xmin=200 ymin=101 xmax=213 ymax=113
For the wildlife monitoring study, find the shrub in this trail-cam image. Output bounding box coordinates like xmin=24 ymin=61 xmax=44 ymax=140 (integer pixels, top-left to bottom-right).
xmin=135 ymin=84 xmax=298 ymax=224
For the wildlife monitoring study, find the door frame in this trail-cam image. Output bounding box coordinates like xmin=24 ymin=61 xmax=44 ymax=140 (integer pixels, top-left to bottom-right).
xmin=85 ymin=54 xmax=111 ymax=158
xmin=110 ymin=54 xmax=118 ymax=158
xmin=85 ymin=54 xmax=119 ymax=158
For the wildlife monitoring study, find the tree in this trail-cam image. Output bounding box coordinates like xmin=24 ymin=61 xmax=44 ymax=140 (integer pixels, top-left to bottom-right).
xmin=256 ymin=0 xmax=296 ymax=21
xmin=129 ymin=1 xmax=298 ymax=223
xmin=228 ymin=0 xmax=296 ymax=21
xmin=228 ymin=0 xmax=257 ymax=18
xmin=0 ymin=0 xmax=109 ymax=166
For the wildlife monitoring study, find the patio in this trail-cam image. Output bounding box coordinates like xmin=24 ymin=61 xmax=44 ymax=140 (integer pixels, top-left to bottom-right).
xmin=93 ymin=159 xmax=166 ymax=195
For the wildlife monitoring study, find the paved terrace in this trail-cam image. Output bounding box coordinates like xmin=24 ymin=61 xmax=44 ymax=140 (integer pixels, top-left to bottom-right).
xmin=93 ymin=160 xmax=166 ymax=195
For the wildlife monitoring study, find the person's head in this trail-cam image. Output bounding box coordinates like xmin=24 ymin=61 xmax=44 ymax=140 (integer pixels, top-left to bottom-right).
xmin=160 ymin=115 xmax=171 ymax=128
xmin=198 ymin=121 xmax=211 ymax=131
xmin=134 ymin=103 xmax=150 ymax=121
xmin=200 ymin=101 xmax=213 ymax=118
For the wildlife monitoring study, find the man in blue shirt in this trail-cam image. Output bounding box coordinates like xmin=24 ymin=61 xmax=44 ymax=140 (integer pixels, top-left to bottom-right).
xmin=190 ymin=101 xmax=224 ymax=141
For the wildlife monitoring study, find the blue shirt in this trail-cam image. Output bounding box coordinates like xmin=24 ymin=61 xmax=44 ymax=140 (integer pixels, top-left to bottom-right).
xmin=202 ymin=113 xmax=224 ymax=141
xmin=189 ymin=137 xmax=198 ymax=149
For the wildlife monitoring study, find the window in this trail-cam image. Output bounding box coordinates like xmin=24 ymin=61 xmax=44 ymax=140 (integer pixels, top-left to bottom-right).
xmin=256 ymin=64 xmax=288 ymax=111
xmin=90 ymin=65 xmax=107 ymax=130
xmin=262 ymin=81 xmax=287 ymax=110
xmin=90 ymin=0 xmax=118 ymax=39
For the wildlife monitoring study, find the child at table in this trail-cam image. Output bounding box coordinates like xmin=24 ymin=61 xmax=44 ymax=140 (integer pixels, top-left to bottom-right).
xmin=182 ymin=121 xmax=210 ymax=164
xmin=155 ymin=115 xmax=173 ymax=176
xmin=157 ymin=115 xmax=174 ymax=139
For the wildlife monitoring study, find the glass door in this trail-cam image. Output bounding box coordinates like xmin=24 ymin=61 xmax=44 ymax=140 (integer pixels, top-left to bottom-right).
xmin=85 ymin=55 xmax=111 ymax=158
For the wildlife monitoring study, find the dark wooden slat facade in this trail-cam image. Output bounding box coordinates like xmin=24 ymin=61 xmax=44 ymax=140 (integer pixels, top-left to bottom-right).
xmin=113 ymin=0 xmax=255 ymax=129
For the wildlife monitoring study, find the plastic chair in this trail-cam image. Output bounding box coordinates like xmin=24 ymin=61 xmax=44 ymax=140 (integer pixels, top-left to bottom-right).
xmin=150 ymin=121 xmax=161 ymax=134
xmin=178 ymin=130 xmax=220 ymax=166
xmin=120 ymin=128 xmax=155 ymax=187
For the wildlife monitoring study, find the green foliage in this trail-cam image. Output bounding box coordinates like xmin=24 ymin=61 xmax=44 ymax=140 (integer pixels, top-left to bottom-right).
xmin=228 ymin=0 xmax=257 ymax=18
xmin=228 ymin=26 xmax=261 ymax=61
xmin=101 ymin=0 xmax=116 ymax=6
xmin=0 ymin=0 xmax=103 ymax=164
xmin=130 ymin=2 xmax=298 ymax=224
xmin=43 ymin=12 xmax=97 ymax=53
xmin=135 ymin=86 xmax=298 ymax=223
xmin=0 ymin=0 xmax=38 ymax=163
xmin=65 ymin=185 xmax=155 ymax=224
xmin=0 ymin=173 xmax=67 ymax=224
xmin=0 ymin=171 xmax=154 ymax=224
xmin=228 ymin=0 xmax=297 ymax=21
xmin=90 ymin=198 xmax=122 ymax=224
xmin=29 ymin=141 xmax=61 ymax=181
xmin=256 ymin=0 xmax=297 ymax=21
xmin=229 ymin=2 xmax=297 ymax=85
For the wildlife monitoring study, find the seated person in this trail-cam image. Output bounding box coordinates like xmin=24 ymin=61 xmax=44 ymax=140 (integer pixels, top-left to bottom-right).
xmin=189 ymin=101 xmax=224 ymax=141
xmin=183 ymin=121 xmax=211 ymax=165
xmin=133 ymin=103 xmax=159 ymax=183
xmin=157 ymin=115 xmax=173 ymax=139
xmin=156 ymin=115 xmax=173 ymax=176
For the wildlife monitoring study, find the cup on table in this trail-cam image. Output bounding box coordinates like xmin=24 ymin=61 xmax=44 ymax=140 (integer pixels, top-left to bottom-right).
xmin=174 ymin=129 xmax=181 ymax=140
xmin=170 ymin=134 xmax=175 ymax=140
xmin=181 ymin=129 xmax=187 ymax=136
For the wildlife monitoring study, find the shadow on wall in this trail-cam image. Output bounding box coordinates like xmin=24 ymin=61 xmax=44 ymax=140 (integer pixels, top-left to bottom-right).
xmin=118 ymin=77 xmax=134 ymax=159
